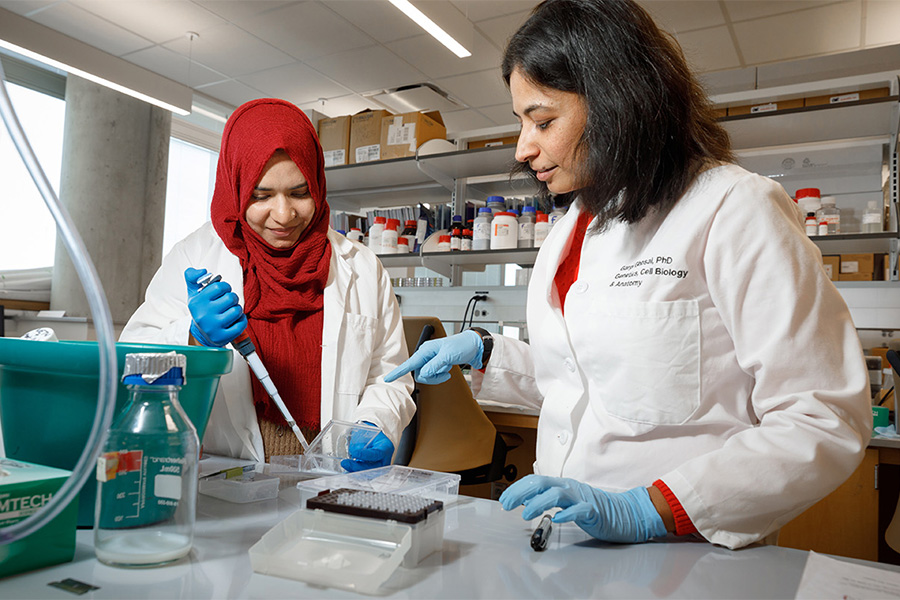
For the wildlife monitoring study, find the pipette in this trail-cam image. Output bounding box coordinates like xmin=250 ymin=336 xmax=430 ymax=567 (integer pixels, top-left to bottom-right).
xmin=196 ymin=272 xmax=309 ymax=452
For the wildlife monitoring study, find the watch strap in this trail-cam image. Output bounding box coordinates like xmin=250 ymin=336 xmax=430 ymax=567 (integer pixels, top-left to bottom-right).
xmin=468 ymin=327 xmax=493 ymax=368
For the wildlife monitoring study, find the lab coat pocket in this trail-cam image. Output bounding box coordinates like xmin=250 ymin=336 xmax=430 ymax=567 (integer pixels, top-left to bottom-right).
xmin=586 ymin=299 xmax=700 ymax=425
xmin=335 ymin=313 xmax=377 ymax=397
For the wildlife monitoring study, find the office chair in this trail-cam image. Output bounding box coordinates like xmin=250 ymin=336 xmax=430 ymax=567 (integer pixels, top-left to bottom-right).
xmin=393 ymin=316 xmax=518 ymax=485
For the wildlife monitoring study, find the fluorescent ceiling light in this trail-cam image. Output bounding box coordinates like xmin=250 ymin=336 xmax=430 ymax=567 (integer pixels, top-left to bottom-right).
xmin=389 ymin=0 xmax=471 ymax=58
xmin=191 ymin=104 xmax=228 ymax=124
xmin=0 ymin=7 xmax=191 ymax=115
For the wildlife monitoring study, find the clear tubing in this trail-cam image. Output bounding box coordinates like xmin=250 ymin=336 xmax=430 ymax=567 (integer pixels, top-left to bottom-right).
xmin=0 ymin=63 xmax=117 ymax=544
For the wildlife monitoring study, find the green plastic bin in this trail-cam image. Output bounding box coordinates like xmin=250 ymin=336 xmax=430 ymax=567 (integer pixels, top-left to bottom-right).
xmin=0 ymin=339 xmax=233 ymax=527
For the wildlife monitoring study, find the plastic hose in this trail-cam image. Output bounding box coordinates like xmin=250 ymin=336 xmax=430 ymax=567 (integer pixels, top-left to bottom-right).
xmin=0 ymin=63 xmax=118 ymax=543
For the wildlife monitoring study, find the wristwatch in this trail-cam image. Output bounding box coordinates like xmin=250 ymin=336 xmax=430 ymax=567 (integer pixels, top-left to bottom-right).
xmin=468 ymin=327 xmax=494 ymax=368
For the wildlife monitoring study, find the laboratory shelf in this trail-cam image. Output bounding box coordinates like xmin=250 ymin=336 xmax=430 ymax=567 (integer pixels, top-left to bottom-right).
xmin=378 ymin=248 xmax=538 ymax=277
xmin=324 ymin=145 xmax=518 ymax=211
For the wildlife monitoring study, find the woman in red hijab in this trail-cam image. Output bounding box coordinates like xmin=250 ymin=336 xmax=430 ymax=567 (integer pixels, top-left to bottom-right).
xmin=121 ymin=99 xmax=415 ymax=467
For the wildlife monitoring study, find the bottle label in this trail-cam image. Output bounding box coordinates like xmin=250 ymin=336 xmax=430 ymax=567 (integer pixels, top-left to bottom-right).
xmin=473 ymin=222 xmax=491 ymax=239
xmin=519 ymin=222 xmax=535 ymax=240
xmin=863 ymin=214 xmax=882 ymax=224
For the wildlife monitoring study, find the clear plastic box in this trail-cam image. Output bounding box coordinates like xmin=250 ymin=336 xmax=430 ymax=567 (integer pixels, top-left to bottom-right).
xmin=296 ymin=465 xmax=460 ymax=507
xmin=249 ymin=490 xmax=445 ymax=594
xmin=199 ymin=471 xmax=280 ymax=503
xmin=300 ymin=419 xmax=381 ymax=474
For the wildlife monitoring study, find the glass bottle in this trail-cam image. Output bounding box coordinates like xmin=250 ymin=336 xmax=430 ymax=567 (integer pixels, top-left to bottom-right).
xmin=862 ymin=201 xmax=883 ymax=234
xmin=400 ymin=220 xmax=418 ymax=252
xmin=816 ymin=196 xmax=840 ymax=234
xmin=95 ymin=352 xmax=198 ymax=568
xmin=518 ymin=206 xmax=536 ymax=248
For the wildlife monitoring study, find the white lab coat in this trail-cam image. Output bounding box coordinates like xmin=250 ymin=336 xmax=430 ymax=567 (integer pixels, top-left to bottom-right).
xmin=474 ymin=164 xmax=871 ymax=549
xmin=120 ymin=223 xmax=415 ymax=463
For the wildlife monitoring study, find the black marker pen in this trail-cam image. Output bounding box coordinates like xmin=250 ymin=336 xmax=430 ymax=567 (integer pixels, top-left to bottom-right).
xmin=530 ymin=514 xmax=553 ymax=551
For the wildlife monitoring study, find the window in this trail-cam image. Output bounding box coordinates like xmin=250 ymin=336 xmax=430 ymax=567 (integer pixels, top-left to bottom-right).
xmin=0 ymin=81 xmax=65 ymax=270
xmin=162 ymin=138 xmax=218 ymax=257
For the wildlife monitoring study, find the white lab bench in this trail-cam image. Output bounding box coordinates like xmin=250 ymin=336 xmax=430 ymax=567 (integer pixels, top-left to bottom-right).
xmin=4 ymin=485 xmax=900 ymax=599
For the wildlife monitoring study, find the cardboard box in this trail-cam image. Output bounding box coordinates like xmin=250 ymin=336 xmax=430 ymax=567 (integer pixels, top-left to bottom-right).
xmin=822 ymin=255 xmax=840 ymax=281
xmin=727 ymin=98 xmax=804 ymax=116
xmin=805 ymin=87 xmax=890 ymax=107
xmin=350 ymin=109 xmax=392 ymax=164
xmin=0 ymin=459 xmax=77 ymax=578
xmin=317 ymin=115 xmax=351 ymax=167
xmin=380 ymin=111 xmax=446 ymax=161
xmin=468 ymin=135 xmax=519 ymax=150
xmin=838 ymin=253 xmax=875 ymax=281
xmin=712 ymin=107 xmax=727 ymax=119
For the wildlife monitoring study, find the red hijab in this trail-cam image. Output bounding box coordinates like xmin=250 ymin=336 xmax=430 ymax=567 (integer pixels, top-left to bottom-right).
xmin=211 ymin=98 xmax=331 ymax=430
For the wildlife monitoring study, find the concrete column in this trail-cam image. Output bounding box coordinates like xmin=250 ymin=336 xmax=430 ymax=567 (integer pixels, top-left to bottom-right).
xmin=51 ymin=75 xmax=171 ymax=327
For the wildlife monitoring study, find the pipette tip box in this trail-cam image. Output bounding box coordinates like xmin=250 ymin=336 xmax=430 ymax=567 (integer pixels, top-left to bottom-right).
xmin=296 ymin=464 xmax=460 ymax=506
xmin=198 ymin=471 xmax=279 ymax=503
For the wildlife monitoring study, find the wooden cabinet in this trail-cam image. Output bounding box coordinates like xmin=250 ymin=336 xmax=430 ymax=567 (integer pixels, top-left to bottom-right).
xmin=778 ymin=448 xmax=879 ymax=561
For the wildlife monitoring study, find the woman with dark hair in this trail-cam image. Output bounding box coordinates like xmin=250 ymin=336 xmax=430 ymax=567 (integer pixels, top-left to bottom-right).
xmin=387 ymin=0 xmax=870 ymax=548
xmin=122 ymin=99 xmax=414 ymax=470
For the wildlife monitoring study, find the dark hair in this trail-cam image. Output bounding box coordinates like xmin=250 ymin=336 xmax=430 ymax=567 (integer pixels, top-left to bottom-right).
xmin=502 ymin=0 xmax=733 ymax=229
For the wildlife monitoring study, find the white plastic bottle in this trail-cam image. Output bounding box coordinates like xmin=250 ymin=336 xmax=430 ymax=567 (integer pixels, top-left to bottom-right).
xmin=795 ymin=188 xmax=821 ymax=219
xmin=368 ymin=216 xmax=385 ymax=254
xmin=437 ymin=234 xmax=451 ymax=251
xmin=805 ymin=212 xmax=817 ymax=236
xmin=534 ymin=213 xmax=550 ymax=248
xmin=486 ymin=196 xmax=506 ymax=215
xmin=862 ymin=201 xmax=883 ymax=233
xmin=346 ymin=227 xmax=363 ymax=243
xmin=816 ymin=197 xmax=840 ymax=234
xmin=473 ymin=207 xmax=492 ymax=251
xmin=396 ymin=236 xmax=410 ymax=253
xmin=381 ymin=221 xmax=398 ymax=254
xmin=518 ymin=206 xmax=536 ymax=248
xmin=549 ymin=205 xmax=566 ymax=228
xmin=491 ymin=212 xmax=518 ymax=250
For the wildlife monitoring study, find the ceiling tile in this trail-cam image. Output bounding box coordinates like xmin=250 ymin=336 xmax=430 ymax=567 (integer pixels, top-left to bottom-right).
xmin=864 ymin=0 xmax=900 ymax=47
xmin=121 ymin=45 xmax=228 ymax=88
xmin=193 ymin=0 xmax=297 ymax=23
xmin=473 ymin=10 xmax=532 ymax=52
xmin=451 ymin=1 xmax=538 ymax=22
xmin=194 ymin=78 xmax=266 ymax=108
xmin=0 ymin=1 xmax=56 ymax=16
xmin=386 ymin=30 xmax=501 ymax=80
xmin=306 ymin=45 xmax=426 ymax=93
xmin=434 ymin=69 xmax=510 ymax=108
xmin=237 ymin=62 xmax=352 ymax=105
xmin=677 ymin=25 xmax=742 ymax=72
xmin=476 ymin=102 xmax=518 ymax=127
xmin=441 ymin=107 xmax=496 ymax=135
xmin=724 ymin=0 xmax=839 ymax=22
xmin=298 ymin=94 xmax=375 ymax=118
xmin=639 ymin=0 xmax=726 ymax=33
xmin=238 ymin=1 xmax=376 ymax=62
xmin=25 ymin=2 xmax=153 ymax=56
xmin=734 ymin=2 xmax=862 ymax=64
xmin=162 ymin=22 xmax=296 ymax=78
xmin=70 ymin=0 xmax=227 ymax=45
xmin=323 ymin=0 xmax=422 ymax=44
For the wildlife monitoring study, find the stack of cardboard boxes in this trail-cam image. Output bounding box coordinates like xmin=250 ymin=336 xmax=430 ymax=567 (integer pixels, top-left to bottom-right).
xmin=822 ymin=253 xmax=890 ymax=282
xmin=716 ymin=86 xmax=889 ymax=118
xmin=316 ymin=109 xmax=447 ymax=167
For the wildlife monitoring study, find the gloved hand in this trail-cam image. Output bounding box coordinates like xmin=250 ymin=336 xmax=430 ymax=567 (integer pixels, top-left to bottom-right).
xmin=383 ymin=330 xmax=483 ymax=385
xmin=184 ymin=267 xmax=248 ymax=347
xmin=340 ymin=423 xmax=394 ymax=472
xmin=499 ymin=475 xmax=667 ymax=544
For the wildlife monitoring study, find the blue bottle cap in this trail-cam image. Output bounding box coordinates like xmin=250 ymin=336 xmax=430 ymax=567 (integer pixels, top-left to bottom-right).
xmin=478 ymin=207 xmax=493 ymax=214
xmin=522 ymin=206 xmax=536 ymax=213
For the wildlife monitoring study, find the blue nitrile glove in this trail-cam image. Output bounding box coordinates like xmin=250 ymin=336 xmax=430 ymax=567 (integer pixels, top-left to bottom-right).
xmin=499 ymin=475 xmax=667 ymax=544
xmin=383 ymin=330 xmax=483 ymax=385
xmin=184 ymin=267 xmax=248 ymax=347
xmin=341 ymin=422 xmax=394 ymax=472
